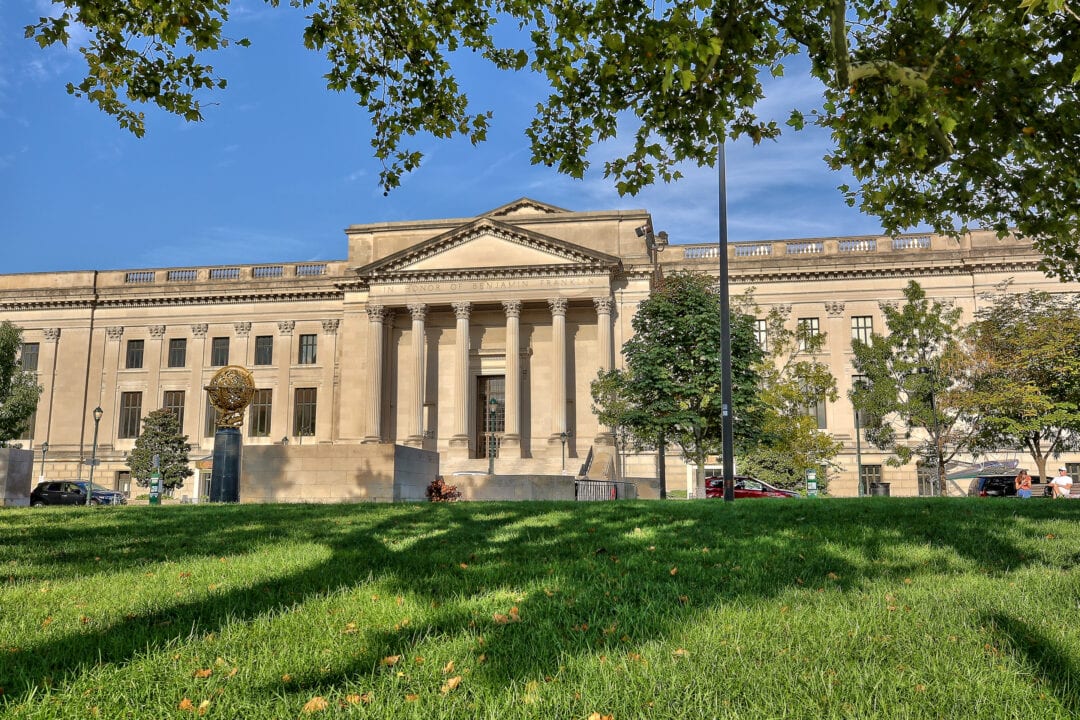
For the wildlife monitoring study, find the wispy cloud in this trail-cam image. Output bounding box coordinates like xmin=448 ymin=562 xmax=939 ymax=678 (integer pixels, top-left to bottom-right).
xmin=137 ymin=226 xmax=334 ymax=268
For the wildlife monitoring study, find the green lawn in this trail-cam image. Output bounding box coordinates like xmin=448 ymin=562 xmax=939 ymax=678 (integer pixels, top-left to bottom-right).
xmin=2 ymin=498 xmax=1079 ymax=719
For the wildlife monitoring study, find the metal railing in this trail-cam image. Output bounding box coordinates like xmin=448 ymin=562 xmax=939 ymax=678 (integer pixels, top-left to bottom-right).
xmin=575 ymin=480 xmax=638 ymax=501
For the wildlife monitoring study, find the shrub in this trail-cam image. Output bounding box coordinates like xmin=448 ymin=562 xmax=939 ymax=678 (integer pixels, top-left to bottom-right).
xmin=426 ymin=476 xmax=461 ymax=502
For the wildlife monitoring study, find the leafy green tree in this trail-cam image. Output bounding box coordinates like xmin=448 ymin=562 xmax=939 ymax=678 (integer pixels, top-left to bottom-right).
xmin=126 ymin=408 xmax=194 ymax=490
xmin=0 ymin=321 xmax=43 ymax=446
xmin=27 ymin=0 xmax=1080 ymax=277
xmin=737 ymin=296 xmax=843 ymax=492
xmin=962 ymin=287 xmax=1080 ymax=481
xmin=850 ymin=280 xmax=978 ymax=496
xmin=591 ymin=272 xmax=764 ymax=497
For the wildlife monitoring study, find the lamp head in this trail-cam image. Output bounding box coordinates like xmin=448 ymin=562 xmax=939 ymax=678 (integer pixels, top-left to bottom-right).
xmin=41 ymin=441 xmax=49 ymax=452
xmin=92 ymin=406 xmax=103 ymax=422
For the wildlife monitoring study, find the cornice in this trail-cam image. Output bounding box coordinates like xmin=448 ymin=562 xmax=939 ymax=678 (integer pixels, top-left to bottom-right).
xmin=362 ymin=264 xmax=618 ymax=285
xmin=723 ymin=257 xmax=1043 ymax=284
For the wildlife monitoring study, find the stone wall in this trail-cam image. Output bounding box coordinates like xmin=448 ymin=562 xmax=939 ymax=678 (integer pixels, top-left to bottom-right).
xmin=0 ymin=448 xmax=33 ymax=506
xmin=239 ymin=444 xmax=438 ymax=503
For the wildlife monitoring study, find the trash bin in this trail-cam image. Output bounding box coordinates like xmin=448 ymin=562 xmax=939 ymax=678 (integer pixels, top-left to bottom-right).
xmin=869 ymin=482 xmax=891 ymax=496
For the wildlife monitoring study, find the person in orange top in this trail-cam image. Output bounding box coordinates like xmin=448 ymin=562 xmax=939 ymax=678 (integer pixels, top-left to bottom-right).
xmin=1014 ymin=469 xmax=1033 ymax=499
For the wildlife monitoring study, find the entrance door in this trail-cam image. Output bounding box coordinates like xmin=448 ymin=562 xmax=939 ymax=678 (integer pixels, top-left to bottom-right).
xmin=475 ymin=376 xmax=505 ymax=459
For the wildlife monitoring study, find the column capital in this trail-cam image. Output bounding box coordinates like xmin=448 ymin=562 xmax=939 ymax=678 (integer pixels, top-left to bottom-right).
xmin=548 ymin=297 xmax=568 ymax=317
xmin=322 ymin=319 xmax=341 ymax=335
xmin=452 ymin=301 xmax=472 ymax=320
xmin=42 ymin=328 xmax=61 ymax=343
xmin=825 ymin=301 xmax=845 ymax=318
xmin=149 ymin=325 xmax=166 ymax=339
xmin=106 ymin=326 xmax=124 ymax=341
xmin=366 ymin=304 xmax=386 ymax=322
xmin=234 ymin=322 xmax=252 ymax=337
xmin=191 ymin=323 xmax=208 ymax=338
xmin=593 ymin=296 xmax=614 ymax=314
xmin=277 ymin=320 xmax=295 ymax=335
xmin=408 ymin=303 xmax=428 ymax=321
xmin=502 ymin=299 xmax=522 ymax=318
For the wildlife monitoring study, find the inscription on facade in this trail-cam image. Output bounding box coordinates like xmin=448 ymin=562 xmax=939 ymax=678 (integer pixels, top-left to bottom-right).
xmin=381 ymin=276 xmax=598 ymax=295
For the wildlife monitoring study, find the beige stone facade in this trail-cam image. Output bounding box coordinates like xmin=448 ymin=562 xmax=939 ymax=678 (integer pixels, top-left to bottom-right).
xmin=3 ymin=198 xmax=1079 ymax=499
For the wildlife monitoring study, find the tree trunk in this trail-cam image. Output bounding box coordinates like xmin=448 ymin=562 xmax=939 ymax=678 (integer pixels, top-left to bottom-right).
xmin=657 ymin=431 xmax=667 ymax=499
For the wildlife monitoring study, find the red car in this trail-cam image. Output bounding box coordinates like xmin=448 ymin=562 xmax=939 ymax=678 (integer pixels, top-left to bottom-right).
xmin=705 ymin=476 xmax=800 ymax=499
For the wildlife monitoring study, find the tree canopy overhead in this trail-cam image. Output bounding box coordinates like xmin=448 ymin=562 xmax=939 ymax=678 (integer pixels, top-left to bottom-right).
xmin=26 ymin=0 xmax=1080 ymax=277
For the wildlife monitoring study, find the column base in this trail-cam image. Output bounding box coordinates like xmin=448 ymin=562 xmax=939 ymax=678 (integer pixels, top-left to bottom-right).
xmin=448 ymin=435 xmax=471 ymax=460
xmin=499 ymin=434 xmax=521 ymax=451
xmin=593 ymin=432 xmax=615 ymax=447
xmin=361 ymin=436 xmax=382 ymax=444
xmin=404 ymin=436 xmax=425 ymax=448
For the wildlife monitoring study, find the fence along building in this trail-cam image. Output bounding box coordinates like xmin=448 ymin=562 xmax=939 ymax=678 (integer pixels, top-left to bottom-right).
xmin=3 ymin=198 xmax=1079 ymax=499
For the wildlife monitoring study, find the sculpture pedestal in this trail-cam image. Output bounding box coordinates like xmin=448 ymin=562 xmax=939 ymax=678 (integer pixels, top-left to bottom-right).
xmin=209 ymin=427 xmax=242 ymax=503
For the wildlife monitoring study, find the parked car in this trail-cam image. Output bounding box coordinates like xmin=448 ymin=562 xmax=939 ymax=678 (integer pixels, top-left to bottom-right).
xmin=966 ymin=474 xmax=1046 ymax=497
xmin=705 ymin=476 xmax=800 ymax=499
xmin=30 ymin=481 xmax=127 ymax=506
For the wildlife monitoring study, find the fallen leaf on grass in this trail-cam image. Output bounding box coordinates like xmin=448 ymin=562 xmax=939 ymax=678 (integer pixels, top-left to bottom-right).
xmin=670 ymin=567 xmax=678 ymax=576
xmin=197 ymin=700 xmax=211 ymax=716
xmin=442 ymin=660 xmax=455 ymax=674
xmin=440 ymin=676 xmax=462 ymax=695
xmin=382 ymin=655 xmax=401 ymax=666
xmin=301 ymin=696 xmax=329 ymax=713
xmin=281 ymin=674 xmax=293 ymax=683
xmin=405 ymin=693 xmax=419 ymax=702
xmin=588 ymin=713 xmax=614 ymax=720
xmin=343 ymin=622 xmax=358 ymax=635
xmin=672 ymin=648 xmax=689 ymax=658
xmin=178 ymin=698 xmax=195 ymax=712
xmin=193 ymin=669 xmax=212 ymax=679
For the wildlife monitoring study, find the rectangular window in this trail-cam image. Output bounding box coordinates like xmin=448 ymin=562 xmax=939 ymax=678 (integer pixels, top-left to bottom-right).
xmin=298 ymin=334 xmax=317 ymax=364
xmin=20 ymin=343 xmax=40 ymax=372
xmin=210 ymin=337 xmax=229 ymax=366
xmin=917 ymin=464 xmax=936 ymax=496
xmin=293 ymin=387 xmax=317 ymax=437
xmin=162 ymin=390 xmax=185 ymax=428
xmin=204 ymin=394 xmax=219 ymax=437
xmin=249 ymin=389 xmax=273 ymax=437
xmin=254 ymin=336 xmax=273 ymax=365
xmin=861 ymin=464 xmax=882 ymax=488
xmin=804 ymin=394 xmax=827 ymax=429
xmin=168 ymin=338 xmax=187 ymax=368
xmin=126 ymin=339 xmax=145 ymax=369
xmin=1067 ymin=463 xmax=1079 ymax=484
xmin=18 ymin=409 xmax=36 ymax=441
xmin=753 ymin=319 xmax=768 ymax=352
xmin=797 ymin=317 xmax=820 ymax=351
xmin=851 ymin=315 xmax=874 ymax=345
xmin=118 ymin=392 xmax=143 ymax=438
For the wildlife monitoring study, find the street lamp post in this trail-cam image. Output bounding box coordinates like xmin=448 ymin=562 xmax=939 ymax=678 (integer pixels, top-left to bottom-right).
xmin=87 ymin=406 xmax=102 ymax=506
xmin=717 ymin=139 xmax=735 ymax=503
xmin=559 ymin=431 xmax=569 ymax=474
xmin=852 ymin=378 xmax=866 ymax=497
xmin=38 ymin=441 xmax=49 ymax=483
xmin=487 ymin=397 xmax=499 ymax=476
xmin=917 ymin=366 xmax=943 ymax=495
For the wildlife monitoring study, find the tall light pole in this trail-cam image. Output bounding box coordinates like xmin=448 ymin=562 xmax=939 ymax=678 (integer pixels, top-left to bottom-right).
xmin=38 ymin=441 xmax=49 ymax=483
xmin=917 ymin=366 xmax=943 ymax=495
xmin=852 ymin=378 xmax=866 ymax=497
xmin=87 ymin=406 xmax=102 ymax=506
xmin=559 ymin=431 xmax=569 ymax=474
xmin=718 ymin=139 xmax=735 ymax=502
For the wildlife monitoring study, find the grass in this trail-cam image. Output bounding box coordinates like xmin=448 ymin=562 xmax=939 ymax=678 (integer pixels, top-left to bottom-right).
xmin=2 ymin=498 xmax=1080 ymax=719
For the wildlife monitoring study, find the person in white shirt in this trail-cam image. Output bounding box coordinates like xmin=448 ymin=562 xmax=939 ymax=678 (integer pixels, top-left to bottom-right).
xmin=1050 ymin=467 xmax=1074 ymax=498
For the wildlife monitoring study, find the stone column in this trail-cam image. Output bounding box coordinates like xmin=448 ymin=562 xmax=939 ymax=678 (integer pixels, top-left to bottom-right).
xmin=593 ymin=296 xmax=615 ymax=447
xmin=274 ymin=321 xmax=294 ymax=441
xmin=189 ymin=324 xmax=208 ymax=442
xmin=449 ymin=301 xmax=471 ymax=456
xmin=501 ymin=300 xmax=522 ymax=452
xmin=362 ymin=305 xmax=386 ymax=444
xmin=405 ymin=303 xmax=427 ymax=447
xmin=548 ymin=297 xmax=568 ymax=445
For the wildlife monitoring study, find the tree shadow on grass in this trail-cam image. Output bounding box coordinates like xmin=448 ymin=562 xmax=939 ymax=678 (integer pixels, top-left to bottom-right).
xmin=2 ymin=498 xmax=1079 ymax=707
xmin=983 ymin=611 xmax=1080 ymax=716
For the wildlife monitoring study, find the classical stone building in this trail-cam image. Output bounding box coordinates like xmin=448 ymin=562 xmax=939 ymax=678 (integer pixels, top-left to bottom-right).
xmin=3 ymin=198 xmax=1079 ymax=499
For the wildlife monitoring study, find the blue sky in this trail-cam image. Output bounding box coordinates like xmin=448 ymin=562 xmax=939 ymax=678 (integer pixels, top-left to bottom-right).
xmin=1 ymin=0 xmax=889 ymax=275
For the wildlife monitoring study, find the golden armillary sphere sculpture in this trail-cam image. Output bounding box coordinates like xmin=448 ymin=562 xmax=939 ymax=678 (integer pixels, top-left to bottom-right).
xmin=204 ymin=365 xmax=256 ymax=429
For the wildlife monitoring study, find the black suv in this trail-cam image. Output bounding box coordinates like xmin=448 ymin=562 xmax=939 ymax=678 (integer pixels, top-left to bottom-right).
xmin=30 ymin=481 xmax=127 ymax=506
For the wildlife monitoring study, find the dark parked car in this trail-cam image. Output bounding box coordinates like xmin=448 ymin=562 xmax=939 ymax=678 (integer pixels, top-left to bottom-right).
xmin=30 ymin=481 xmax=127 ymax=506
xmin=705 ymin=476 xmax=800 ymax=499
xmin=966 ymin=474 xmax=1046 ymax=497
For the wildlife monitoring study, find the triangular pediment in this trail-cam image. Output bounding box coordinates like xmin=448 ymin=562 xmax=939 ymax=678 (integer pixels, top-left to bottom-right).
xmin=354 ymin=218 xmax=619 ymax=281
xmin=485 ymin=198 xmax=569 ymax=219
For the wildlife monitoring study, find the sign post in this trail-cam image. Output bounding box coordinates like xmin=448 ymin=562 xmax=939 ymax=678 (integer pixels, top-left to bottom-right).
xmin=149 ymin=454 xmax=162 ymax=506
xmin=805 ymin=468 xmax=818 ymax=498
